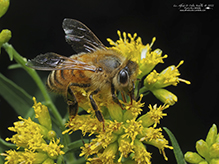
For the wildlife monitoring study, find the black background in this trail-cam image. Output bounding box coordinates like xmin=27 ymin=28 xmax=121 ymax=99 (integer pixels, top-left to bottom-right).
xmin=0 ymin=0 xmax=218 ymax=163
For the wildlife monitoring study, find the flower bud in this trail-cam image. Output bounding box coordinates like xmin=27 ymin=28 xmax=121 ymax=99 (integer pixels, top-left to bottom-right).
xmin=143 ymin=70 xmax=159 ymax=90
xmin=199 ymin=161 xmax=208 ymax=164
xmin=34 ymin=153 xmax=49 ymax=164
xmin=215 ymin=134 xmax=219 ymax=143
xmin=210 ymin=158 xmax=219 ymax=164
xmin=123 ymin=109 xmax=135 ymax=121
xmin=196 ymin=139 xmax=209 ymax=159
xmin=0 ymin=29 xmax=11 ymax=52
xmin=42 ymin=158 xmax=54 ymax=164
xmin=100 ymin=142 xmax=118 ymax=163
xmin=33 ymin=97 xmax=52 ymax=130
xmin=206 ymin=124 xmax=217 ymax=146
xmin=209 ymin=142 xmax=219 ymax=158
xmin=137 ymin=113 xmax=155 ymax=128
xmin=151 ymin=88 xmax=177 ymax=105
xmin=184 ymin=151 xmax=204 ymax=163
xmin=0 ymin=0 xmax=9 ymax=18
xmin=107 ymin=103 xmax=123 ymax=122
xmin=47 ymin=130 xmax=57 ymax=140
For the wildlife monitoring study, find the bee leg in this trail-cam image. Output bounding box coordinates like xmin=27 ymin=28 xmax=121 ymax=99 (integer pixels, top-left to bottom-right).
xmin=66 ymin=85 xmax=78 ymax=119
xmin=89 ymin=90 xmax=105 ymax=131
xmin=129 ymin=82 xmax=135 ymax=105
xmin=111 ymin=84 xmax=124 ymax=110
xmin=121 ymin=92 xmax=127 ymax=103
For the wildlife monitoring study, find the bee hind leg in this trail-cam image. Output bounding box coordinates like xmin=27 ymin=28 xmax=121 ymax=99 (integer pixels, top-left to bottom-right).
xmin=66 ymin=85 xmax=78 ymax=119
xmin=89 ymin=90 xmax=105 ymax=132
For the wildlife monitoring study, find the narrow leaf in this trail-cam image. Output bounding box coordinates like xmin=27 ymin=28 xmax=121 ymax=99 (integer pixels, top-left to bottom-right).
xmin=67 ymin=139 xmax=89 ymax=152
xmin=8 ymin=63 xmax=22 ymax=69
xmin=0 ymin=73 xmax=32 ymax=117
xmin=163 ymin=127 xmax=187 ymax=164
xmin=0 ymin=137 xmax=17 ymax=149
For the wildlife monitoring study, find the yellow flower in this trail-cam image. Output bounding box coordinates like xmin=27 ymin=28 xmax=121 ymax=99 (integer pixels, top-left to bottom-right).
xmin=33 ymin=97 xmax=52 ymax=131
xmin=41 ymin=138 xmax=64 ymax=159
xmin=5 ymin=116 xmax=46 ymax=149
xmin=144 ymin=60 xmax=190 ymax=90
xmin=66 ymin=94 xmax=172 ymax=163
xmin=139 ymin=126 xmax=173 ymax=160
xmin=138 ymin=103 xmax=168 ymax=128
xmin=2 ymin=98 xmax=64 ymax=164
xmin=94 ymin=142 xmax=118 ymax=164
xmin=62 ymin=30 xmax=187 ymax=163
xmin=63 ymin=115 xmax=103 ymax=136
xmin=133 ymin=140 xmax=152 ymax=164
xmin=1 ymin=149 xmax=48 ymax=164
xmin=107 ymin=31 xmax=167 ymax=78
xmin=122 ymin=119 xmax=143 ymax=144
xmin=151 ymin=88 xmax=178 ymax=105
xmin=140 ymin=127 xmax=163 ymax=142
xmin=122 ymin=94 xmax=144 ymax=120
xmin=185 ymin=124 xmax=219 ymax=164
xmin=118 ymin=137 xmax=134 ymax=162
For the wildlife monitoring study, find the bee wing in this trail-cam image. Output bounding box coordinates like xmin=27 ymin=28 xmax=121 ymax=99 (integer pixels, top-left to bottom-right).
xmin=63 ymin=18 xmax=106 ymax=53
xmin=26 ymin=52 xmax=96 ymax=71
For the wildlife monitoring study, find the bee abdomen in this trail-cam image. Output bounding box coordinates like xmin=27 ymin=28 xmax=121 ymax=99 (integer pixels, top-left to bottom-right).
xmin=46 ymin=70 xmax=68 ymax=93
xmin=46 ymin=69 xmax=92 ymax=94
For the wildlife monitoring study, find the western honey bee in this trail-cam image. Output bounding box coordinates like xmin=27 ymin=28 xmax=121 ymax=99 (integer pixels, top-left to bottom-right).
xmin=26 ymin=19 xmax=138 ymax=129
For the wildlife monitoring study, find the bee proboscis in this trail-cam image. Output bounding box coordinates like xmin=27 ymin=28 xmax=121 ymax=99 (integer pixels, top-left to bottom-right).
xmin=26 ymin=19 xmax=138 ymax=130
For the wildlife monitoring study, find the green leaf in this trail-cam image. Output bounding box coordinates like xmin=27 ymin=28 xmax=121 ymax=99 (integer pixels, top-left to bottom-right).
xmin=8 ymin=63 xmax=23 ymax=69
xmin=2 ymin=43 xmax=64 ymax=129
xmin=0 ymin=137 xmax=17 ymax=150
xmin=0 ymin=136 xmax=18 ymax=163
xmin=163 ymin=127 xmax=187 ymax=164
xmin=0 ymin=73 xmax=32 ymax=117
xmin=66 ymin=139 xmax=89 ymax=153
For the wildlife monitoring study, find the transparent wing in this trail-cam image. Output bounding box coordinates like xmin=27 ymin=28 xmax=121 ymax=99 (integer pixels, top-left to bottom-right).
xmin=26 ymin=52 xmax=96 ymax=71
xmin=63 ymin=18 xmax=106 ymax=53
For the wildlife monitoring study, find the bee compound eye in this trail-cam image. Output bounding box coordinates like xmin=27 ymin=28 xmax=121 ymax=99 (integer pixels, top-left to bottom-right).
xmin=119 ymin=70 xmax=128 ymax=84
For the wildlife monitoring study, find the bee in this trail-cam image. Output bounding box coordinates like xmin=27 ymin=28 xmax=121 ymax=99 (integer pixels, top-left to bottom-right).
xmin=26 ymin=19 xmax=138 ymax=130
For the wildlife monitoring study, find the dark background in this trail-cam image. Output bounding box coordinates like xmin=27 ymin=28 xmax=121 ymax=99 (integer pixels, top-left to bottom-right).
xmin=0 ymin=0 xmax=218 ymax=163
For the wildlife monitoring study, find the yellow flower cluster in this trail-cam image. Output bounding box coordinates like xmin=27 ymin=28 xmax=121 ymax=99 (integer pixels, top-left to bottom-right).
xmin=60 ymin=31 xmax=193 ymax=163
xmin=108 ymin=31 xmax=190 ymax=106
xmin=185 ymin=124 xmax=219 ymax=164
xmin=1 ymin=98 xmax=64 ymax=164
xmin=107 ymin=31 xmax=167 ymax=79
xmin=64 ymin=96 xmax=172 ymax=163
xmin=1 ymin=29 xmax=190 ymax=163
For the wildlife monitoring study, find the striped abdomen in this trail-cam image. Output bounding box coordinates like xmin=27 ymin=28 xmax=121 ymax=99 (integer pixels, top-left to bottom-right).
xmin=46 ymin=69 xmax=92 ymax=94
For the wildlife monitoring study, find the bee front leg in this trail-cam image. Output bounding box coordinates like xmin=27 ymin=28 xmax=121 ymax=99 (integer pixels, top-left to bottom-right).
xmin=66 ymin=85 xmax=78 ymax=118
xmin=89 ymin=90 xmax=105 ymax=131
xmin=111 ymin=84 xmax=124 ymax=110
xmin=129 ymin=82 xmax=135 ymax=105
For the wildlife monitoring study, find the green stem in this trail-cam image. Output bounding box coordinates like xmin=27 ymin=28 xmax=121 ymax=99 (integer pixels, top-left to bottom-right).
xmin=2 ymin=43 xmax=63 ymax=127
xmin=139 ymin=86 xmax=149 ymax=96
xmin=134 ymin=80 xmax=140 ymax=99
xmin=2 ymin=43 xmax=74 ymax=161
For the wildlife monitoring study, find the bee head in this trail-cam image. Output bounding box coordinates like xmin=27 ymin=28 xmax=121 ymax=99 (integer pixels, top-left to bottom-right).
xmin=114 ymin=60 xmax=138 ymax=94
